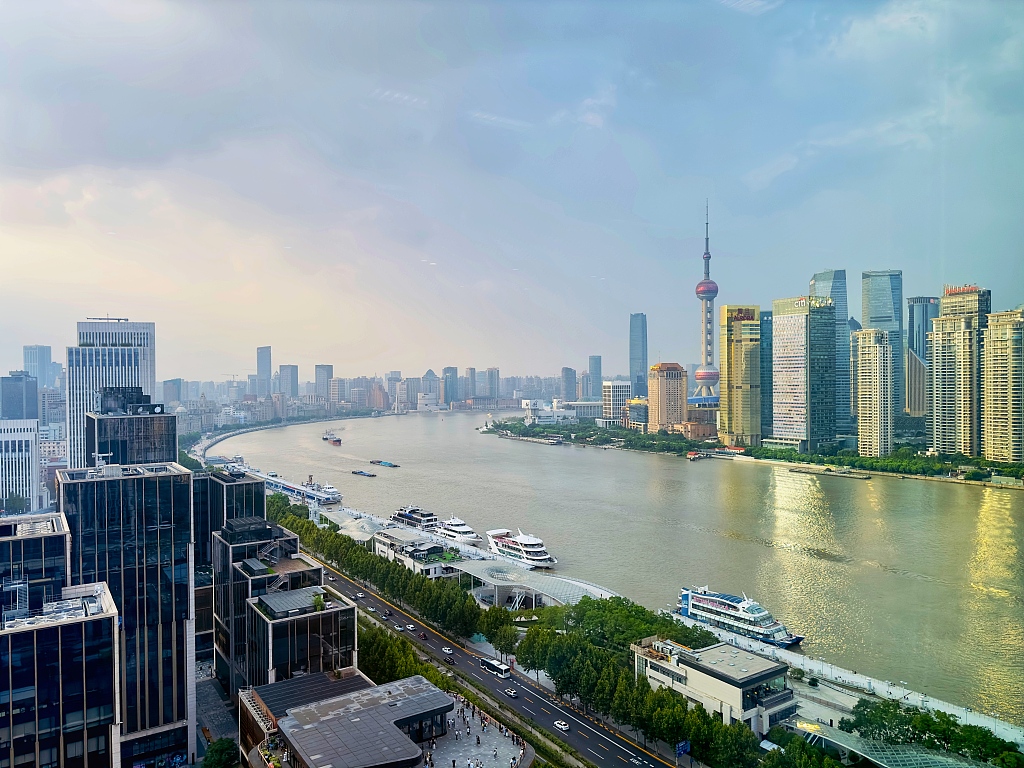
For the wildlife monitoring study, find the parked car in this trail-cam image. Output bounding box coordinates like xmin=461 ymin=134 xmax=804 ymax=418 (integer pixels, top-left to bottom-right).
xmin=553 ymin=720 xmax=570 ymax=732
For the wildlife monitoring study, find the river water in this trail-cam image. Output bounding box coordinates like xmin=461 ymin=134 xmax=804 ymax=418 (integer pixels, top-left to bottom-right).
xmin=217 ymin=412 xmax=1024 ymax=725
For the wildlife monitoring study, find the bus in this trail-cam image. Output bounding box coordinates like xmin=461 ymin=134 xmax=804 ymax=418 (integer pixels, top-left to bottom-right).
xmin=480 ymin=658 xmax=511 ymax=678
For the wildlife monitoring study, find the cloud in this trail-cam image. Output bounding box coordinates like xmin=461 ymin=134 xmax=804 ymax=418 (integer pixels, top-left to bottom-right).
xmin=551 ymin=85 xmax=617 ymax=129
xmin=715 ymin=0 xmax=783 ymax=17
xmin=743 ymin=153 xmax=799 ymax=191
xmin=827 ymin=1 xmax=938 ymax=61
xmin=465 ymin=110 xmax=532 ymax=132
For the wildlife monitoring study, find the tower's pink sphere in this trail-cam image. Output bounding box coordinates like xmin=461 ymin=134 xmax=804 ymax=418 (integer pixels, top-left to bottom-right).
xmin=694 ymin=365 xmax=720 ymax=386
xmin=695 ymin=279 xmax=719 ymax=300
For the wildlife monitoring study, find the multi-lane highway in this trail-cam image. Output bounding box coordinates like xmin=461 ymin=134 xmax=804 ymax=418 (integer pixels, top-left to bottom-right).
xmin=316 ymin=561 xmax=676 ymax=768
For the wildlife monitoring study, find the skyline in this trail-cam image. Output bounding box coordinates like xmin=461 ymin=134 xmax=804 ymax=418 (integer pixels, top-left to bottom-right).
xmin=2 ymin=1 xmax=1023 ymax=378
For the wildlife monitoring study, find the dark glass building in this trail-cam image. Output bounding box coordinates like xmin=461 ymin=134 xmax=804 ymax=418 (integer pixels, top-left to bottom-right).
xmin=56 ymin=463 xmax=195 ymax=767
xmin=759 ymin=310 xmax=773 ymax=437
xmin=629 ymin=313 xmax=649 ymax=397
xmin=0 ymin=511 xmax=70 ymax=612
xmin=0 ymin=583 xmax=121 ymax=768
xmin=0 ymin=371 xmax=38 ymax=420
xmin=84 ymin=387 xmax=175 ymax=467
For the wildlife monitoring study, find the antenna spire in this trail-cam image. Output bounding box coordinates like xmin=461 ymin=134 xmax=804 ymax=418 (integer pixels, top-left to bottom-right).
xmin=705 ymin=199 xmax=710 ymax=255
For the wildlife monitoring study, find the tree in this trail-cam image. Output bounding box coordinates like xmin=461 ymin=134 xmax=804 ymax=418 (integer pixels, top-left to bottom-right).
xmin=492 ymin=624 xmax=519 ymax=662
xmin=312 ymin=594 xmax=325 ymax=612
xmin=709 ymin=721 xmax=760 ymax=768
xmin=204 ymin=738 xmax=239 ymax=768
xmin=593 ymin=662 xmax=619 ymax=718
xmin=478 ymin=604 xmax=513 ymax=642
xmin=1 ymin=494 xmax=28 ymax=514
xmin=515 ymin=626 xmax=555 ymax=682
xmin=177 ymin=451 xmax=203 ymax=471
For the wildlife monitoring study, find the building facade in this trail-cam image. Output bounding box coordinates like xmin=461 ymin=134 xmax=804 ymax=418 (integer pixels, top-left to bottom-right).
xmin=905 ymin=349 xmax=929 ymax=419
xmin=22 ymin=345 xmax=52 ymax=386
xmin=441 ymin=367 xmax=459 ymax=405
xmin=982 ymin=309 xmax=1024 ymax=463
xmin=602 ymin=381 xmax=632 ymax=420
xmin=852 ymin=329 xmax=893 ymax=457
xmin=278 ymin=365 xmax=299 ymax=399
xmin=647 ymin=363 xmax=686 ymax=434
xmin=256 ymin=346 xmax=272 ymax=398
xmin=560 ymin=368 xmax=577 ymax=402
xmin=314 ymin=365 xmax=333 ymax=400
xmin=907 ymin=297 xmax=940 ymax=361
xmin=929 ymin=314 xmax=981 ymax=456
xmin=629 ymin=314 xmax=649 ymax=397
xmin=587 ymin=355 xmax=602 ymax=401
xmin=810 ymin=269 xmax=852 ymax=433
xmin=1 ymin=371 xmax=38 ymax=421
xmin=862 ymin=271 xmax=904 ymax=417
xmin=719 ymin=306 xmax=761 ymax=447
xmin=85 ymin=407 xmax=177 ymax=467
xmin=759 ymin=310 xmax=773 ymax=438
xmin=0 ymin=420 xmax=42 ymax=511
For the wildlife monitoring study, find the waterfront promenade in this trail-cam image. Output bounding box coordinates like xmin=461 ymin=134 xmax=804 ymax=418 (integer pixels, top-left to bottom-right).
xmin=672 ymin=615 xmax=1024 ymax=748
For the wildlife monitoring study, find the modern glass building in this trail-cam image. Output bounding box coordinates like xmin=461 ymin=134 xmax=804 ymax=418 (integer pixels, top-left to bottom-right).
xmin=810 ymin=269 xmax=852 ymax=433
xmin=85 ymin=408 xmax=176 ymax=467
xmin=0 ymin=420 xmax=42 ymax=511
xmin=0 ymin=583 xmax=121 ymax=768
xmin=719 ymin=306 xmax=761 ymax=447
xmin=0 ymin=371 xmax=38 ymax=420
xmin=314 ymin=365 xmax=333 ymax=400
xmin=768 ymin=296 xmax=836 ymax=453
xmin=441 ymin=367 xmax=459 ymax=404
xmin=278 ymin=365 xmax=299 ymax=399
xmin=861 ymin=271 xmax=904 ymax=417
xmin=560 ymin=367 xmax=577 ymax=401
xmin=256 ymin=346 xmax=272 ymax=398
xmin=907 ymin=297 xmax=940 ymax=361
xmin=759 ymin=310 xmax=773 ymax=438
xmin=0 ymin=511 xmax=70 ymax=612
xmin=56 ymin=462 xmax=195 ymax=767
xmin=629 ymin=313 xmax=649 ymax=397
xmin=22 ymin=346 xmax=52 ymax=386
xmin=587 ymin=356 xmax=602 ymax=401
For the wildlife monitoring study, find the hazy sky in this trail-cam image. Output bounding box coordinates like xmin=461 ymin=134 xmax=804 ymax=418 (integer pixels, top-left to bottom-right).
xmin=1 ymin=0 xmax=1022 ymax=380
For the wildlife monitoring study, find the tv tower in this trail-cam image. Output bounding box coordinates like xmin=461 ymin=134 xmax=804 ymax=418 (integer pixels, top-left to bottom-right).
xmin=693 ymin=202 xmax=720 ymax=397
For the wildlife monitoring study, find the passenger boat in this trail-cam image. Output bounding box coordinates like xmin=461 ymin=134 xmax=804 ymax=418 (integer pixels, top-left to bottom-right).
xmin=486 ymin=528 xmax=557 ymax=568
xmin=435 ymin=516 xmax=483 ymax=545
xmin=390 ymin=505 xmax=439 ymax=532
xmin=677 ymin=586 xmax=804 ymax=647
xmin=323 ymin=431 xmax=335 ymax=441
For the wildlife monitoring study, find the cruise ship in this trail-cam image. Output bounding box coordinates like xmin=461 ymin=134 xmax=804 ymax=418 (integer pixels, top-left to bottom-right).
xmin=486 ymin=529 xmax=557 ymax=568
xmin=677 ymin=586 xmax=804 ymax=647
xmin=435 ymin=516 xmax=483 ymax=546
xmin=390 ymin=506 xmax=440 ymax=532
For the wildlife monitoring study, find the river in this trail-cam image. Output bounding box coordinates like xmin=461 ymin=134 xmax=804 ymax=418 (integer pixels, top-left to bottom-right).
xmin=217 ymin=411 xmax=1024 ymax=726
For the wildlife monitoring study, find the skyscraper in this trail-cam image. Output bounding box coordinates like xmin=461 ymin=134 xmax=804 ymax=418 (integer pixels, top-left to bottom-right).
xmin=629 ymin=314 xmax=649 ymax=397
xmin=66 ymin=319 xmax=156 ymax=469
xmin=693 ymin=207 xmax=720 ymax=398
xmin=587 ymin=355 xmax=602 ymax=401
xmin=22 ymin=345 xmax=51 ymax=384
xmin=314 ymin=364 xmax=333 ymax=400
xmin=852 ymin=329 xmax=893 ymax=457
xmin=982 ymin=308 xmax=1024 ymax=463
xmin=810 ymin=269 xmax=851 ymax=433
xmin=463 ymin=368 xmax=477 ymax=399
xmin=85 ymin=389 xmax=177 ymax=467
xmin=862 ymin=271 xmax=904 ymax=416
xmin=485 ymin=367 xmax=500 ymax=399
xmin=603 ymin=381 xmax=632 ymax=420
xmin=279 ymin=364 xmax=299 ymax=398
xmin=441 ymin=367 xmax=459 ymax=404
xmin=770 ymin=296 xmax=836 ymax=453
xmin=0 ymin=371 xmax=38 ymax=420
xmin=719 ymin=305 xmax=761 ymax=447
xmin=560 ymin=367 xmax=577 ymax=402
xmin=0 ymin=420 xmax=42 ymax=510
xmin=647 ymin=363 xmax=687 ymax=433
xmin=760 ymin=310 xmax=773 ymax=438
xmin=256 ymin=346 xmax=272 ymax=398
xmin=907 ymin=297 xmax=940 ymax=361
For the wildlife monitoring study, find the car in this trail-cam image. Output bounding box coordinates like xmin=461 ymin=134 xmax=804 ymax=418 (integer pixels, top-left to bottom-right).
xmin=553 ymin=720 xmax=570 ymax=732
xmin=503 ymin=689 xmax=518 ymax=698
xmin=441 ymin=647 xmax=454 ymax=655
xmin=366 ymin=607 xmax=376 ymax=613
xmin=382 ymin=609 xmax=391 ymax=616
xmin=443 ymin=657 xmax=455 ymax=665
xmin=327 ymin=576 xmax=336 ymax=582
xmin=406 ymin=624 xmax=416 ymax=631
xmin=394 ymin=625 xmax=404 ymax=632
xmin=418 ymin=632 xmax=427 ymax=640
xmin=356 ymin=592 xmax=365 ymax=598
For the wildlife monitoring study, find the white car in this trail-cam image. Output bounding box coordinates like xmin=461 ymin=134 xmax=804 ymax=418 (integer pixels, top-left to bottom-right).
xmin=406 ymin=624 xmax=416 ymax=631
xmin=356 ymin=592 xmax=365 ymax=598
xmin=394 ymin=624 xmax=404 ymax=631
xmin=366 ymin=607 xmax=376 ymax=613
xmin=553 ymin=720 xmax=570 ymax=732
xmin=504 ymin=689 xmax=518 ymax=699
xmin=441 ymin=647 xmax=454 ymax=655
xmin=327 ymin=576 xmax=336 ymax=582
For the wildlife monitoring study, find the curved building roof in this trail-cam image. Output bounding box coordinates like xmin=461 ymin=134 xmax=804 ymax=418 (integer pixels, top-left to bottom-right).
xmin=451 ymin=560 xmax=618 ymax=606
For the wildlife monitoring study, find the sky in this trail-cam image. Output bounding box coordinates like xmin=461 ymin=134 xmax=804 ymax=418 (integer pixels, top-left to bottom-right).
xmin=1 ymin=0 xmax=1022 ymax=380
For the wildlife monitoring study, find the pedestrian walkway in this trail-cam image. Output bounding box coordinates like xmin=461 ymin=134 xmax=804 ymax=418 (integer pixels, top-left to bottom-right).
xmin=425 ymin=694 xmax=534 ymax=768
xmin=196 ymin=678 xmax=239 ymax=755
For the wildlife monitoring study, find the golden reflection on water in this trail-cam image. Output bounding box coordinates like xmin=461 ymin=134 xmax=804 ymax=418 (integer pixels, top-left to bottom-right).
xmin=962 ymin=489 xmax=1024 ymax=720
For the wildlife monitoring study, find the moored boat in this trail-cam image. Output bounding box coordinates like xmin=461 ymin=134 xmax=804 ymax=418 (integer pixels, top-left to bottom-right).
xmin=677 ymin=586 xmax=803 ymax=647
xmin=486 ymin=528 xmax=557 ymax=568
xmin=436 ymin=516 xmax=483 ymax=545
xmin=352 ymin=470 xmax=376 ymax=477
xmin=390 ymin=505 xmax=439 ymax=531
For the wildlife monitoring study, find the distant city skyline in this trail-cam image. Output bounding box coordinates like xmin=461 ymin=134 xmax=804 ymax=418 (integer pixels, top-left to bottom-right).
xmin=2 ymin=2 xmax=1022 ymax=378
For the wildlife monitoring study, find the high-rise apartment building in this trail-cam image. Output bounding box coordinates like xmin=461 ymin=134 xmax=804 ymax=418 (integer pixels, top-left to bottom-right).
xmin=256 ymin=346 xmax=272 ymax=398
xmin=760 ymin=310 xmax=773 ymax=437
xmin=485 ymin=368 xmax=500 ymax=399
xmin=57 ymin=462 xmax=196 ymax=767
xmin=0 ymin=371 xmax=38 ymax=420
xmin=66 ymin=319 xmax=156 ymax=468
xmin=314 ymin=365 xmax=333 ymax=400
xmin=852 ymin=329 xmax=893 ymax=457
xmin=810 ymin=269 xmax=852 ymax=433
xmin=463 ymin=368 xmax=476 ymax=399
xmin=905 ymin=349 xmax=929 ymax=418
xmin=278 ymin=365 xmax=299 ymax=399
xmin=719 ymin=306 xmax=761 ymax=447
xmin=629 ymin=314 xmax=649 ymax=397
xmin=929 ymin=314 xmax=981 ymax=456
xmin=982 ymin=309 xmax=1024 ymax=463
xmin=587 ymin=355 xmax=602 ymax=401
xmin=907 ymin=297 xmax=940 ymax=361
xmin=22 ymin=345 xmax=51 ymax=385
xmin=0 ymin=420 xmax=42 ymax=510
xmin=769 ymin=296 xmax=836 ymax=453
xmin=862 ymin=271 xmax=904 ymax=415
xmin=560 ymin=367 xmax=577 ymax=402
xmin=602 ymin=381 xmax=631 ymax=420
xmin=647 ymin=363 xmax=687 ymax=433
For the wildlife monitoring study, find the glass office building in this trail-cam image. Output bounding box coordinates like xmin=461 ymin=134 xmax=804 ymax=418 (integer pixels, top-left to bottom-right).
xmin=56 ymin=463 xmax=195 ymax=767
xmin=85 ymin=409 xmax=176 ymax=467
xmin=907 ymin=296 xmax=940 ymax=361
xmin=810 ymin=269 xmax=852 ymax=433
xmin=759 ymin=310 xmax=773 ymax=437
xmin=0 ymin=511 xmax=70 ymax=612
xmin=629 ymin=314 xmax=649 ymax=397
xmin=862 ymin=271 xmax=904 ymax=416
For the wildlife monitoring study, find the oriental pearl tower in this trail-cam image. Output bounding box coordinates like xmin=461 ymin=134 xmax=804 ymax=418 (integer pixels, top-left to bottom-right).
xmin=693 ymin=203 xmax=720 ymax=398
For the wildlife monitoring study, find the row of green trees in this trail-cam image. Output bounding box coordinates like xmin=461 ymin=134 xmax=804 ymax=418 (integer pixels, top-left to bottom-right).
xmin=839 ymin=699 xmax=1023 ymax=765
xmin=357 ymin=619 xmax=453 ymax=690
xmin=266 ymin=495 xmax=482 ymax=637
xmin=749 ymin=445 xmax=1024 ymax=480
xmin=493 ymin=420 xmax=709 ymax=454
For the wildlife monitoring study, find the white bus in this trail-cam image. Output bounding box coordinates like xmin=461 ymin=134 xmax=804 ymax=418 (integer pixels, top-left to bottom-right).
xmin=480 ymin=658 xmax=511 ymax=678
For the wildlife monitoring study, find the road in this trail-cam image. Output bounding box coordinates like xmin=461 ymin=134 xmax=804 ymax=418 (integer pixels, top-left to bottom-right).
xmin=316 ymin=562 xmax=684 ymax=768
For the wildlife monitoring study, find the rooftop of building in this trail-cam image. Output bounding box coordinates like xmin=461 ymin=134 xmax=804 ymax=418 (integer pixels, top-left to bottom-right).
xmin=250 ymin=671 xmax=376 ymax=720
xmin=57 ymin=462 xmax=190 ymax=482
xmin=376 ymin=527 xmax=431 ymax=545
xmin=0 ymin=510 xmax=69 ymax=541
xmin=633 ymin=638 xmax=787 ymax=687
xmin=252 ymin=585 xmax=351 ymax=622
xmin=278 ymin=675 xmax=454 ymax=768
xmin=452 ymin=560 xmax=618 ymax=605
xmin=2 ymin=583 xmax=117 ymax=633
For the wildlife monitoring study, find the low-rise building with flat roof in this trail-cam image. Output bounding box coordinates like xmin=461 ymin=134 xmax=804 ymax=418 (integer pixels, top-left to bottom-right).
xmin=631 ymin=637 xmax=796 ymax=738
xmin=373 ymin=529 xmax=461 ymax=580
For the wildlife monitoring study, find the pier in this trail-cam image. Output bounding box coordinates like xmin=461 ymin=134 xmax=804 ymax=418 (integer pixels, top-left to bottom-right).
xmin=670 ymin=614 xmax=1024 ymax=749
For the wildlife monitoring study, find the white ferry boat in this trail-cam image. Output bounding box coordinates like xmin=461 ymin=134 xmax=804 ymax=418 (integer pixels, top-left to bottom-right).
xmin=435 ymin=517 xmax=483 ymax=546
xmin=390 ymin=506 xmax=440 ymax=532
xmin=677 ymin=586 xmax=804 ymax=648
xmin=486 ymin=529 xmax=557 ymax=568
